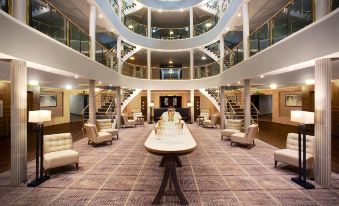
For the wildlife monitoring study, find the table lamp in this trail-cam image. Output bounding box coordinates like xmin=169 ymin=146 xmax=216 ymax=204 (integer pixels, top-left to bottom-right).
xmin=290 ymin=110 xmax=315 ymax=189
xmin=28 ymin=110 xmax=51 ymax=187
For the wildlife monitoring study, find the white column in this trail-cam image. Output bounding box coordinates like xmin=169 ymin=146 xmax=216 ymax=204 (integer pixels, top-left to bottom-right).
xmin=147 ymin=89 xmax=151 ymax=123
xmin=242 ymin=0 xmax=250 ymax=60
xmin=190 ymin=89 xmax=194 ymax=123
xmin=89 ymin=4 xmax=96 ymax=61
xmin=219 ymin=35 xmax=224 ymax=73
xmin=147 ymin=8 xmax=152 ymax=38
xmin=147 ymin=49 xmax=151 ymax=79
xmin=315 ymin=59 xmax=332 ymax=187
xmin=118 ymin=0 xmax=122 ymax=20
xmin=316 ymin=0 xmax=329 ymax=20
xmin=220 ymin=86 xmax=225 ymax=129
xmin=190 ymin=49 xmax=194 ymax=79
xmin=116 ymin=86 xmax=121 ymax=128
xmin=88 ymin=80 xmax=96 ymax=124
xmin=243 ymin=79 xmax=251 ymax=130
xmin=117 ymin=36 xmax=122 ymax=74
xmin=189 ymin=7 xmax=193 ymax=38
xmin=13 ymin=0 xmax=27 ymax=24
xmin=218 ymin=0 xmax=223 ymax=18
xmin=10 ymin=59 xmax=27 ymax=185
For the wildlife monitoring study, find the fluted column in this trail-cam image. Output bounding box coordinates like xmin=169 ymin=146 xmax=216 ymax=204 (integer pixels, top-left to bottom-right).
xmin=13 ymin=0 xmax=27 ymax=24
xmin=10 ymin=59 xmax=27 ymax=185
xmin=315 ymin=58 xmax=332 ymax=187
xmin=244 ymin=79 xmax=251 ymax=130
xmin=88 ymin=80 xmax=96 ymax=124
xmin=89 ymin=4 xmax=96 ymax=61
xmin=190 ymin=49 xmax=194 ymax=79
xmin=189 ymin=7 xmax=193 ymax=38
xmin=316 ymin=0 xmax=329 ymax=20
xmin=147 ymin=8 xmax=151 ymax=38
xmin=220 ymin=86 xmax=225 ymax=129
xmin=116 ymin=86 xmax=121 ymax=128
xmin=219 ymin=35 xmax=224 ymax=73
xmin=147 ymin=89 xmax=151 ymax=123
xmin=147 ymin=49 xmax=151 ymax=79
xmin=190 ymin=89 xmax=194 ymax=123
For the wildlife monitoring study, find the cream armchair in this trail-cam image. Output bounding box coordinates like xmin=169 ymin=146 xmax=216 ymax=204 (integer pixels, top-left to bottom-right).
xmin=121 ymin=114 xmax=138 ymax=127
xmin=230 ymin=124 xmax=258 ymax=146
xmin=274 ymin=133 xmax=315 ymax=169
xmin=84 ymin=124 xmax=113 ymax=145
xmin=196 ymin=112 xmax=209 ymax=125
xmin=202 ymin=114 xmax=218 ymax=128
xmin=43 ymin=133 xmax=79 ymax=172
xmin=96 ymin=119 xmax=119 ymax=139
xmin=133 ymin=112 xmax=144 ymax=125
xmin=221 ymin=119 xmax=242 ymax=140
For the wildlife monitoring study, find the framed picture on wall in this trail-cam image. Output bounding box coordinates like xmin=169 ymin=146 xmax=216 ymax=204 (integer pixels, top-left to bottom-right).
xmin=285 ymin=94 xmax=302 ymax=107
xmin=40 ymin=95 xmax=57 ymax=107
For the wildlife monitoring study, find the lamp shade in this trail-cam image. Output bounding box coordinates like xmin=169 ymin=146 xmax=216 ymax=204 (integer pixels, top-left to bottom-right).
xmin=187 ymin=102 xmax=193 ymax=107
xmin=290 ymin=110 xmax=314 ymax=124
xmin=149 ymin=102 xmax=154 ymax=107
xmin=29 ymin=110 xmax=51 ymax=123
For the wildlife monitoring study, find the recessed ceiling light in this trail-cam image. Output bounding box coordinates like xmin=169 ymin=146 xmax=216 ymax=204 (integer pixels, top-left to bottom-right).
xmin=305 ymin=79 xmax=315 ymax=85
xmin=180 ymin=9 xmax=184 ymax=12
xmin=237 ymin=81 xmax=241 ymax=84
xmin=95 ymin=88 xmax=100 ymax=92
xmin=98 ymin=81 xmax=102 ymax=84
xmin=237 ymin=12 xmax=241 ymax=17
xmin=227 ymin=84 xmax=230 ymax=87
xmin=201 ymin=56 xmax=206 ymax=60
xmin=128 ymin=25 xmax=133 ymax=29
xmin=185 ymin=27 xmax=189 ymax=31
xmin=130 ymin=56 xmax=135 ymax=60
xmin=226 ymin=27 xmax=230 ymax=31
xmin=98 ymin=14 xmax=103 ymax=18
xmin=28 ymin=80 xmax=39 ymax=86
xmin=169 ymin=60 xmax=173 ymax=64
xmin=269 ymin=83 xmax=277 ymax=89
xmin=74 ymin=75 xmax=79 ymax=79
xmin=65 ymin=85 xmax=72 ymax=90
xmin=111 ymin=28 xmax=114 ymax=32
xmin=169 ymin=31 xmax=173 ymax=35
xmin=205 ymin=22 xmax=212 ymax=28
xmin=158 ymin=9 xmax=162 ymax=12
xmin=260 ymin=75 xmax=264 ymax=79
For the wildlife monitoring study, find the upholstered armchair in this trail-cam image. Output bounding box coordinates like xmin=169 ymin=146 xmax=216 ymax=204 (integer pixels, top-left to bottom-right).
xmin=196 ymin=112 xmax=209 ymax=125
xmin=43 ymin=133 xmax=79 ymax=172
xmin=96 ymin=119 xmax=119 ymax=139
xmin=202 ymin=114 xmax=218 ymax=128
xmin=121 ymin=114 xmax=138 ymax=127
xmin=84 ymin=124 xmax=113 ymax=145
xmin=230 ymin=124 xmax=258 ymax=146
xmin=274 ymin=133 xmax=315 ymax=169
xmin=133 ymin=112 xmax=144 ymax=125
xmin=221 ymin=119 xmax=243 ymax=140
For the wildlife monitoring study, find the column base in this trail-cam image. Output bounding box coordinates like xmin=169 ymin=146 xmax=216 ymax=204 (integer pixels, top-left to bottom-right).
xmin=27 ymin=176 xmax=49 ymax=187
xmin=291 ymin=177 xmax=315 ymax=189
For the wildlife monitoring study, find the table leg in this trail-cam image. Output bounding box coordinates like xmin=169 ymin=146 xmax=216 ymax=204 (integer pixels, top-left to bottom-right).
xmin=152 ymin=156 xmax=188 ymax=205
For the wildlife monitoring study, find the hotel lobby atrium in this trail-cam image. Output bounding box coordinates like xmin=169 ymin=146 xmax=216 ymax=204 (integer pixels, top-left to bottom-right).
xmin=0 ymin=0 xmax=339 ymax=205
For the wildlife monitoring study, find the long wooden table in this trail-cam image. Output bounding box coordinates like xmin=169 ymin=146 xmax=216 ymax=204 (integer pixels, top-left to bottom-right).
xmin=144 ymin=122 xmax=197 ymax=205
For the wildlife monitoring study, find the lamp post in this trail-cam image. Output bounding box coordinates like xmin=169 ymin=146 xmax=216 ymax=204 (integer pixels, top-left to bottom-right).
xmin=149 ymin=102 xmax=154 ymax=123
xmin=290 ymin=110 xmax=315 ymax=189
xmin=28 ymin=110 xmax=51 ymax=187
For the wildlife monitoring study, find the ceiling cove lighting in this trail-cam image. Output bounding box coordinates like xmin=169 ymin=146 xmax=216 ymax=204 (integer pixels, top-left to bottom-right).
xmin=305 ymin=79 xmax=315 ymax=85
xmin=65 ymin=85 xmax=72 ymax=90
xmin=29 ymin=80 xmax=39 ymax=86
xmin=269 ymin=83 xmax=277 ymax=89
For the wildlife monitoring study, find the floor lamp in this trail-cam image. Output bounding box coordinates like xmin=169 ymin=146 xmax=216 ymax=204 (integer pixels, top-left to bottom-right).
xmin=187 ymin=102 xmax=193 ymax=124
xmin=290 ymin=110 xmax=315 ymax=189
xmin=149 ymin=102 xmax=154 ymax=124
xmin=27 ymin=110 xmax=51 ymax=187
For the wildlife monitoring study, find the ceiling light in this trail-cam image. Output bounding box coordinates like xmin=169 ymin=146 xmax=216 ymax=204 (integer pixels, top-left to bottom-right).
xmin=128 ymin=24 xmax=134 ymax=29
xmin=227 ymin=84 xmax=230 ymax=87
xmin=237 ymin=12 xmax=241 ymax=17
xmin=109 ymin=84 xmax=113 ymax=87
xmin=169 ymin=60 xmax=173 ymax=64
xmin=152 ymin=29 xmax=156 ymax=33
xmin=158 ymin=9 xmax=162 ymax=12
xmin=74 ymin=75 xmax=79 ymax=79
xmin=98 ymin=81 xmax=102 ymax=84
xmin=169 ymin=31 xmax=174 ymax=35
xmin=180 ymin=9 xmax=184 ymax=12
xmin=111 ymin=28 xmax=114 ymax=32
xmin=226 ymin=27 xmax=230 ymax=31
xmin=305 ymin=79 xmax=315 ymax=85
xmin=185 ymin=27 xmax=189 ymax=31
xmin=205 ymin=22 xmax=212 ymax=28
xmin=98 ymin=14 xmax=103 ymax=18
xmin=28 ymin=80 xmax=39 ymax=86
xmin=269 ymin=83 xmax=277 ymax=89
xmin=260 ymin=75 xmax=264 ymax=79
xmin=237 ymin=81 xmax=241 ymax=84
xmin=201 ymin=56 xmax=206 ymax=60
xmin=130 ymin=56 xmax=135 ymax=60
xmin=95 ymin=88 xmax=101 ymax=92
xmin=65 ymin=85 xmax=72 ymax=90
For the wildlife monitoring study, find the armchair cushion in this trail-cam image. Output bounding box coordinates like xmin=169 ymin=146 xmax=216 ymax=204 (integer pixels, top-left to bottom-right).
xmin=44 ymin=149 xmax=79 ymax=170
xmin=274 ymin=149 xmax=313 ymax=169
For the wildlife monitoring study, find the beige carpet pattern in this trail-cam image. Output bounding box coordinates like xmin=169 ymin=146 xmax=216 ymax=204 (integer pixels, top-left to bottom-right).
xmin=0 ymin=124 xmax=338 ymax=205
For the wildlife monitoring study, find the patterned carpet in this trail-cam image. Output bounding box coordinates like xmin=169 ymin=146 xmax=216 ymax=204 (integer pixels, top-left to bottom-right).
xmin=0 ymin=124 xmax=338 ymax=205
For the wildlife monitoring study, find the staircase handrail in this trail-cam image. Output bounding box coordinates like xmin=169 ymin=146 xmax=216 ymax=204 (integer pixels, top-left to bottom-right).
xmin=80 ymin=88 xmax=108 ymax=115
xmin=106 ymin=95 xmax=116 ymax=114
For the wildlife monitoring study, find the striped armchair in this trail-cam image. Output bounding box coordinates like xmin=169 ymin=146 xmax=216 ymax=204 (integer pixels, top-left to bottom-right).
xmin=230 ymin=124 xmax=258 ymax=146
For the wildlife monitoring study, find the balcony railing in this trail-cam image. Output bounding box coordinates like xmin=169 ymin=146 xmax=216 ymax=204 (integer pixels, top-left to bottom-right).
xmin=151 ymin=27 xmax=190 ymax=40
xmin=194 ymin=62 xmax=220 ymax=79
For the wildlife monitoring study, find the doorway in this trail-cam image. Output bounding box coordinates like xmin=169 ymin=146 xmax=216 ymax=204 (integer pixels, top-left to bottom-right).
xmin=69 ymin=95 xmax=88 ymax=122
xmin=251 ymin=94 xmax=273 ymax=122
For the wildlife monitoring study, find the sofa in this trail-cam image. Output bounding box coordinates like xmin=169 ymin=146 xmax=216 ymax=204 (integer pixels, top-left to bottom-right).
xmin=221 ymin=119 xmax=242 ymax=140
xmin=96 ymin=119 xmax=119 ymax=139
xmin=43 ymin=133 xmax=79 ymax=171
xmin=230 ymin=124 xmax=258 ymax=146
xmin=84 ymin=124 xmax=113 ymax=145
xmin=274 ymin=133 xmax=315 ymax=169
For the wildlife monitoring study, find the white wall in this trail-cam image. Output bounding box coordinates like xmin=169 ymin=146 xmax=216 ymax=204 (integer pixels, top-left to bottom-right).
xmin=70 ymin=95 xmax=85 ymax=115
